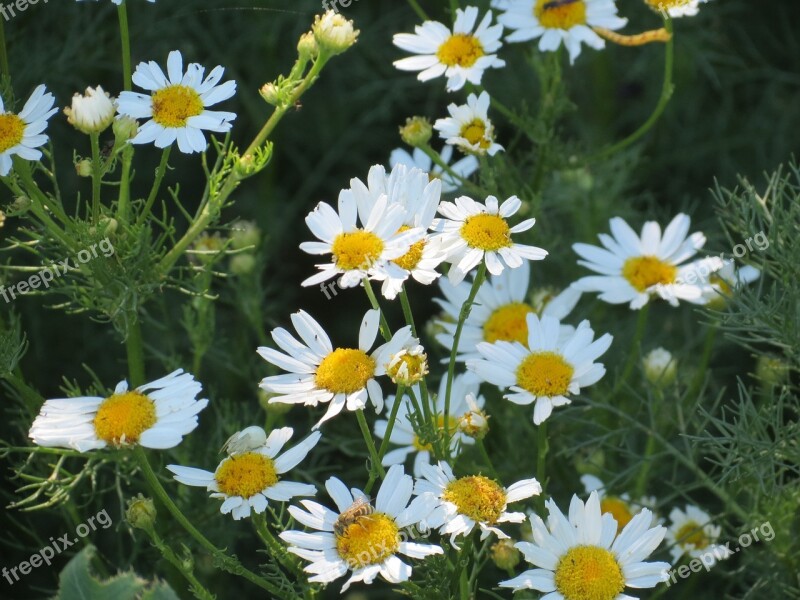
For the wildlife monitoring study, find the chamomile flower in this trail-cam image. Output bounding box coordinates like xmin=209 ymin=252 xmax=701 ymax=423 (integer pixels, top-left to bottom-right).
xmin=500 ymin=491 xmax=670 ymax=596
xmin=666 ymin=505 xmax=731 ymax=566
xmin=116 ymin=50 xmax=236 ymax=154
xmin=434 ymin=91 xmax=503 ymax=156
xmin=644 ymin=0 xmax=707 ymax=18
xmin=699 ymin=259 xmax=760 ymax=306
xmin=434 ymin=266 xmax=582 ymax=362
xmin=29 ymin=370 xmax=207 ymax=451
xmin=280 ymin=465 xmax=443 ymax=592
xmin=166 ymin=427 xmax=320 ymax=521
xmin=393 ymin=7 xmax=506 ymax=92
xmin=494 ymin=0 xmax=628 ymax=64
xmin=376 ymin=327 xmax=429 ymax=387
xmin=299 ymin=183 xmax=425 ymax=290
xmin=390 ymin=145 xmax=479 ymax=193
xmin=433 ymin=194 xmax=548 ymax=284
xmin=0 ymin=85 xmax=57 ymax=177
xmin=581 ymin=474 xmax=659 ymax=533
xmin=64 ymin=86 xmax=116 ymax=134
xmin=572 ymin=213 xmax=711 ymax=309
xmin=345 ymin=164 xmax=448 ymax=300
xmin=416 ymin=461 xmax=541 ymax=544
xmin=258 ymin=309 xmax=412 ymax=427
xmin=468 ymin=313 xmax=612 ymax=425
xmin=374 ymin=373 xmax=486 ymax=475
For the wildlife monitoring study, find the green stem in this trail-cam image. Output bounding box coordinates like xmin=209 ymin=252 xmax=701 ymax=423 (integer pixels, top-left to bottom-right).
xmin=133 ymin=447 xmax=294 ymax=598
xmin=137 ymin=146 xmax=172 ymax=226
xmin=536 ymin=420 xmax=548 ymax=512
xmin=591 ymin=17 xmax=674 ymax=162
xmin=0 ymin=16 xmax=9 ymax=78
xmin=419 ymin=143 xmax=486 ymax=197
xmin=476 ymin=439 xmax=500 ymax=480
xmin=145 ymin=527 xmax=214 ymax=600
xmin=443 ymin=262 xmax=486 ymax=453
xmin=405 ymin=0 xmax=429 ymax=21
xmin=90 ymin=133 xmax=102 ymax=222
xmin=613 ymin=303 xmax=650 ymax=394
xmin=117 ymin=3 xmax=132 ymax=91
xmin=362 ymin=277 xmax=393 ymax=342
xmin=126 ymin=313 xmax=146 ymax=387
xmin=356 ymin=409 xmax=386 ymax=488
xmin=252 ymin=512 xmax=304 ymax=577
xmin=453 ymin=532 xmax=473 ymax=597
xmin=398 ymin=286 xmax=418 ymax=338
xmin=449 ymin=0 xmax=460 ymax=21
xmin=366 ymin=386 xmax=405 ymax=495
xmin=687 ymin=323 xmax=718 ymax=400
xmin=117 ymin=146 xmax=134 ymax=223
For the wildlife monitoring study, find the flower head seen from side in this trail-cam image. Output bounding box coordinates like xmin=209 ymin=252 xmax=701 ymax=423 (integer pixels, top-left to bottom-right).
xmin=258 ymin=309 xmax=412 ymax=428
xmin=389 ymin=146 xmax=479 ymax=194
xmin=416 ymin=461 xmax=541 ymax=544
xmin=374 ymin=373 xmax=486 ymax=476
xmin=434 ymin=194 xmax=547 ymax=285
xmin=393 ymin=7 xmax=505 ymax=92
xmin=699 ymin=259 xmax=760 ymax=307
xmin=434 ymin=91 xmax=504 ymax=156
xmin=0 ymin=85 xmax=57 ymax=177
xmin=644 ymin=0 xmax=708 ymax=18
xmin=345 ymin=164 xmax=447 ymax=300
xmin=116 ymin=50 xmax=236 ymax=154
xmin=29 ymin=370 xmax=208 ymax=451
xmin=500 ymin=491 xmax=670 ymax=597
xmin=64 ymin=86 xmax=116 ymax=135
xmin=434 ymin=265 xmax=582 ymax=362
xmin=375 ymin=327 xmax=429 ymax=387
xmin=299 ymin=180 xmax=425 ymax=291
xmin=494 ymin=0 xmax=628 ymax=64
xmin=166 ymin=427 xmax=320 ymax=521
xmin=468 ymin=313 xmax=612 ymax=424
xmin=572 ymin=213 xmax=710 ymax=310
xmin=581 ymin=474 xmax=659 ymax=534
xmin=666 ymin=505 xmax=731 ymax=566
xmin=280 ymin=465 xmax=443 ymax=592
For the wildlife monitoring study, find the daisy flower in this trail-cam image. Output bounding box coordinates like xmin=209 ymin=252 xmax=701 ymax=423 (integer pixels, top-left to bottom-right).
xmin=666 ymin=505 xmax=731 ymax=566
xmin=433 ymin=194 xmax=548 ymax=285
xmin=280 ymin=465 xmax=443 ymax=592
xmin=468 ymin=313 xmax=612 ymax=424
xmin=298 ymin=182 xmax=425 ymax=290
xmin=258 ymin=309 xmax=412 ymax=427
xmin=377 ymin=327 xmax=429 ymax=387
xmin=393 ymin=7 xmax=506 ymax=92
xmin=494 ymin=0 xmax=628 ymax=64
xmin=416 ymin=461 xmax=541 ymax=544
xmin=0 ymin=85 xmax=57 ymax=177
xmin=699 ymin=259 xmax=760 ymax=306
xmin=389 ymin=146 xmax=479 ymax=194
xmin=500 ymin=491 xmax=670 ymax=596
xmin=434 ymin=265 xmax=582 ymax=362
xmin=581 ymin=474 xmax=659 ymax=534
xmin=166 ymin=427 xmax=320 ymax=521
xmin=644 ymin=0 xmax=708 ymax=18
xmin=374 ymin=373 xmax=486 ymax=476
xmin=572 ymin=213 xmax=712 ymax=310
xmin=116 ymin=50 xmax=236 ymax=154
xmin=29 ymin=370 xmax=207 ymax=451
xmin=434 ymin=91 xmax=503 ymax=156
xmin=346 ymin=164 xmax=448 ymax=300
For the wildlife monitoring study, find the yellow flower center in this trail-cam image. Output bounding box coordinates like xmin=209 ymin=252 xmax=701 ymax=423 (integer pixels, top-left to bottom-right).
xmin=534 ymin=0 xmax=587 ymax=30
xmin=0 ymin=113 xmax=25 ymax=153
xmin=392 ymin=226 xmax=425 ymax=271
xmin=516 ymin=351 xmax=574 ymax=397
xmin=460 ymin=214 xmax=512 ymax=251
xmin=644 ymin=0 xmax=693 ymax=10
xmin=316 ymin=348 xmax=376 ymax=394
xmin=554 ymin=545 xmax=626 ymax=600
xmin=622 ymin=256 xmax=677 ymax=292
xmin=93 ymin=391 xmax=157 ymax=446
xmin=460 ymin=119 xmax=491 ymax=149
xmin=443 ymin=475 xmax=507 ymax=524
xmin=151 ymin=85 xmax=205 ymax=128
xmin=675 ymin=521 xmax=709 ymax=550
xmin=215 ymin=452 xmax=278 ymax=499
xmin=600 ymin=497 xmax=634 ymax=533
xmin=331 ymin=230 xmax=385 ymax=271
xmin=412 ymin=414 xmax=457 ymax=451
xmin=335 ymin=513 xmax=400 ymax=568
xmin=436 ymin=34 xmax=485 ymax=68
xmin=484 ymin=302 xmax=534 ymax=344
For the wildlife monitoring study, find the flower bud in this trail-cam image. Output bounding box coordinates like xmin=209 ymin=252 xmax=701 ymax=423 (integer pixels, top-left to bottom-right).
xmin=490 ymin=539 xmax=521 ymax=571
xmin=312 ymin=10 xmax=359 ymax=55
xmin=230 ymin=220 xmax=262 ymax=250
xmin=297 ymin=32 xmax=319 ymax=60
xmin=259 ymin=83 xmax=281 ymax=106
xmin=64 ymin=86 xmax=116 ymax=135
xmin=386 ymin=345 xmax=429 ymax=387
xmin=755 ymin=356 xmax=790 ymax=388
xmin=9 ymin=196 xmax=31 ymax=215
xmin=100 ymin=217 xmax=119 ymax=237
xmin=642 ymin=347 xmax=677 ymax=386
xmin=126 ymin=494 xmax=157 ymax=531
xmin=230 ymin=253 xmax=257 ymax=276
xmin=191 ymin=233 xmax=225 ymax=265
xmin=113 ymin=115 xmax=138 ymax=144
xmin=399 ymin=117 xmax=432 ymax=147
xmin=76 ymin=159 xmax=93 ymax=178
xmin=458 ymin=394 xmax=489 ymax=440
xmin=0 ymin=210 xmax=5 ymax=229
